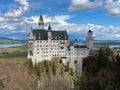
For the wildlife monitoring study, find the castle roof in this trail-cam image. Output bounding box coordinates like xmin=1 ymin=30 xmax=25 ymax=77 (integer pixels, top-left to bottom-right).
xmin=39 ymin=15 xmax=43 ymax=21
xmin=74 ymin=45 xmax=87 ymax=48
xmin=48 ymin=23 xmax=51 ymax=31
xmin=31 ymin=29 xmax=68 ymax=40
xmin=88 ymin=30 xmax=92 ymax=33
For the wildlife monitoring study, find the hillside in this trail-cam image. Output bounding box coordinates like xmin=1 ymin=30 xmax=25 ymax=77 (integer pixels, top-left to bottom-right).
xmin=1 ymin=46 xmax=120 ymax=90
xmin=0 ymin=38 xmax=27 ymax=44
xmin=0 ymin=58 xmax=79 ymax=90
xmin=80 ymin=47 xmax=120 ymax=90
xmin=0 ymin=46 xmax=78 ymax=90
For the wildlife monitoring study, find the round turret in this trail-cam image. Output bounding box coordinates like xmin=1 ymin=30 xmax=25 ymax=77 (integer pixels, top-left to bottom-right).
xmin=86 ymin=29 xmax=93 ymax=50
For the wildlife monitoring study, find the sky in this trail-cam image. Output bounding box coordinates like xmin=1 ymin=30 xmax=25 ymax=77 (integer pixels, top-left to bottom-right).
xmin=0 ymin=0 xmax=120 ymax=40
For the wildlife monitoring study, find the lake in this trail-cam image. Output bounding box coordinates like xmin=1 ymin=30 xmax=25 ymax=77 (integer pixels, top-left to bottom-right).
xmin=0 ymin=43 xmax=27 ymax=48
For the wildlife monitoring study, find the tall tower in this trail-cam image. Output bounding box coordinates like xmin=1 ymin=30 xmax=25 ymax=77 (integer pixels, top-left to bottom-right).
xmin=38 ymin=15 xmax=44 ymax=29
xmin=86 ymin=30 xmax=93 ymax=49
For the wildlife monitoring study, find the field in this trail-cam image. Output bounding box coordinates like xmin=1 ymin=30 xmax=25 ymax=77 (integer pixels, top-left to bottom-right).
xmin=0 ymin=46 xmax=28 ymax=62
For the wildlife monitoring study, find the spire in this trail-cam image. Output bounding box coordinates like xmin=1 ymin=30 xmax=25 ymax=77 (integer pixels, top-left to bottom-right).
xmin=39 ymin=15 xmax=43 ymax=21
xmin=38 ymin=14 xmax=44 ymax=29
xmin=88 ymin=30 xmax=92 ymax=33
xmin=48 ymin=23 xmax=51 ymax=31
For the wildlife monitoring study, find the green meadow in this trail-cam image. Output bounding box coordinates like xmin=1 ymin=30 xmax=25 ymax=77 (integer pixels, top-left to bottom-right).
xmin=0 ymin=46 xmax=28 ymax=62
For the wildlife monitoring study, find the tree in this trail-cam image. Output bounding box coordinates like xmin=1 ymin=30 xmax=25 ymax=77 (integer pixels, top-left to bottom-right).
xmin=52 ymin=63 xmax=56 ymax=75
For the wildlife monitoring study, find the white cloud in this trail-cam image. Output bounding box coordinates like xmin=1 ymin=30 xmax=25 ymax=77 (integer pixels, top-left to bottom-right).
xmin=0 ymin=24 xmax=16 ymax=30
xmin=104 ymin=0 xmax=120 ymax=16
xmin=15 ymin=0 xmax=29 ymax=7
xmin=115 ymin=34 xmax=120 ymax=37
xmin=69 ymin=0 xmax=120 ymax=16
xmin=50 ymin=22 xmax=120 ymax=40
xmin=0 ymin=17 xmax=5 ymax=22
xmin=1 ymin=13 xmax=120 ymax=40
xmin=3 ymin=0 xmax=29 ymax=18
xmin=68 ymin=0 xmax=102 ymax=12
xmin=54 ymin=15 xmax=72 ymax=25
xmin=25 ymin=15 xmax=72 ymax=26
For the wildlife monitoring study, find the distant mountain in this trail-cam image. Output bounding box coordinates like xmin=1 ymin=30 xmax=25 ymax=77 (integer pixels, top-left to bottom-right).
xmin=0 ymin=38 xmax=27 ymax=44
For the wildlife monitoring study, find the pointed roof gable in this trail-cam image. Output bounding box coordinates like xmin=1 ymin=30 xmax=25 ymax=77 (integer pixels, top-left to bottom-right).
xmin=88 ymin=30 xmax=92 ymax=33
xmin=39 ymin=15 xmax=43 ymax=21
xmin=48 ymin=23 xmax=51 ymax=31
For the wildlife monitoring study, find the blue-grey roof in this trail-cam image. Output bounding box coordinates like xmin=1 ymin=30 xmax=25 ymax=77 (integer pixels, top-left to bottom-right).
xmin=31 ymin=29 xmax=68 ymax=40
xmin=74 ymin=45 xmax=87 ymax=48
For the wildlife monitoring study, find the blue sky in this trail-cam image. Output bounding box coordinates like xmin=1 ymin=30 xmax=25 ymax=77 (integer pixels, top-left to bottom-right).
xmin=0 ymin=0 xmax=120 ymax=40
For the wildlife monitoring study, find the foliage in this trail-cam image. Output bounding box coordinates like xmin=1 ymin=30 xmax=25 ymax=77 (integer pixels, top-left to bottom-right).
xmin=97 ymin=47 xmax=110 ymax=69
xmin=116 ymin=53 xmax=120 ymax=66
xmin=34 ymin=64 xmax=41 ymax=77
xmin=59 ymin=59 xmax=63 ymax=64
xmin=64 ymin=62 xmax=70 ymax=72
xmin=81 ymin=47 xmax=120 ymax=89
xmin=26 ymin=59 xmax=33 ymax=69
xmin=5 ymin=46 xmax=27 ymax=52
xmin=43 ymin=60 xmax=49 ymax=73
xmin=0 ymin=52 xmax=27 ymax=61
xmin=52 ymin=63 xmax=56 ymax=75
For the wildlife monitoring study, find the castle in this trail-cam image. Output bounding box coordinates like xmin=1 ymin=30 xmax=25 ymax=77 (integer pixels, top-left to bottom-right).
xmin=28 ymin=15 xmax=94 ymax=76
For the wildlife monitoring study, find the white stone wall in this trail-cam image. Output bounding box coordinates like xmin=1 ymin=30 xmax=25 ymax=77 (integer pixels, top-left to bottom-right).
xmin=28 ymin=39 xmax=69 ymax=63
xmin=67 ymin=46 xmax=89 ymax=77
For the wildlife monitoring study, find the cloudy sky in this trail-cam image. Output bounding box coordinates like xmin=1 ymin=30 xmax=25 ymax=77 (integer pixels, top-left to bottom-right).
xmin=0 ymin=0 xmax=120 ymax=40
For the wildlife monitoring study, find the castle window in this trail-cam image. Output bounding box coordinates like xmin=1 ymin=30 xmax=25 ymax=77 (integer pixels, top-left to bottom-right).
xmin=37 ymin=52 xmax=39 ymax=54
xmin=74 ymin=60 xmax=77 ymax=64
xmin=55 ymin=37 xmax=57 ymax=39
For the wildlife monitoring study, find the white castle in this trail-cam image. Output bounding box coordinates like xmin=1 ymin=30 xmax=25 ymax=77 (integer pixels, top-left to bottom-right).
xmin=28 ymin=15 xmax=94 ymax=76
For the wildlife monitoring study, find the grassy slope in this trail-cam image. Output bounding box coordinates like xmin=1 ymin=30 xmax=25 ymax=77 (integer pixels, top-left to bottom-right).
xmin=0 ymin=46 xmax=28 ymax=62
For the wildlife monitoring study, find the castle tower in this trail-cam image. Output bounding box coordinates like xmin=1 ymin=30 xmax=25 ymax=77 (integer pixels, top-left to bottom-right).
xmin=86 ymin=30 xmax=93 ymax=49
xmin=48 ymin=23 xmax=52 ymax=40
xmin=73 ymin=39 xmax=77 ymax=46
xmin=38 ymin=15 xmax=44 ymax=29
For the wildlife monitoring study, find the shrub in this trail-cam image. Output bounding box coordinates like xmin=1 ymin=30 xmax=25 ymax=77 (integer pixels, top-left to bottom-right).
xmin=52 ymin=63 xmax=56 ymax=75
